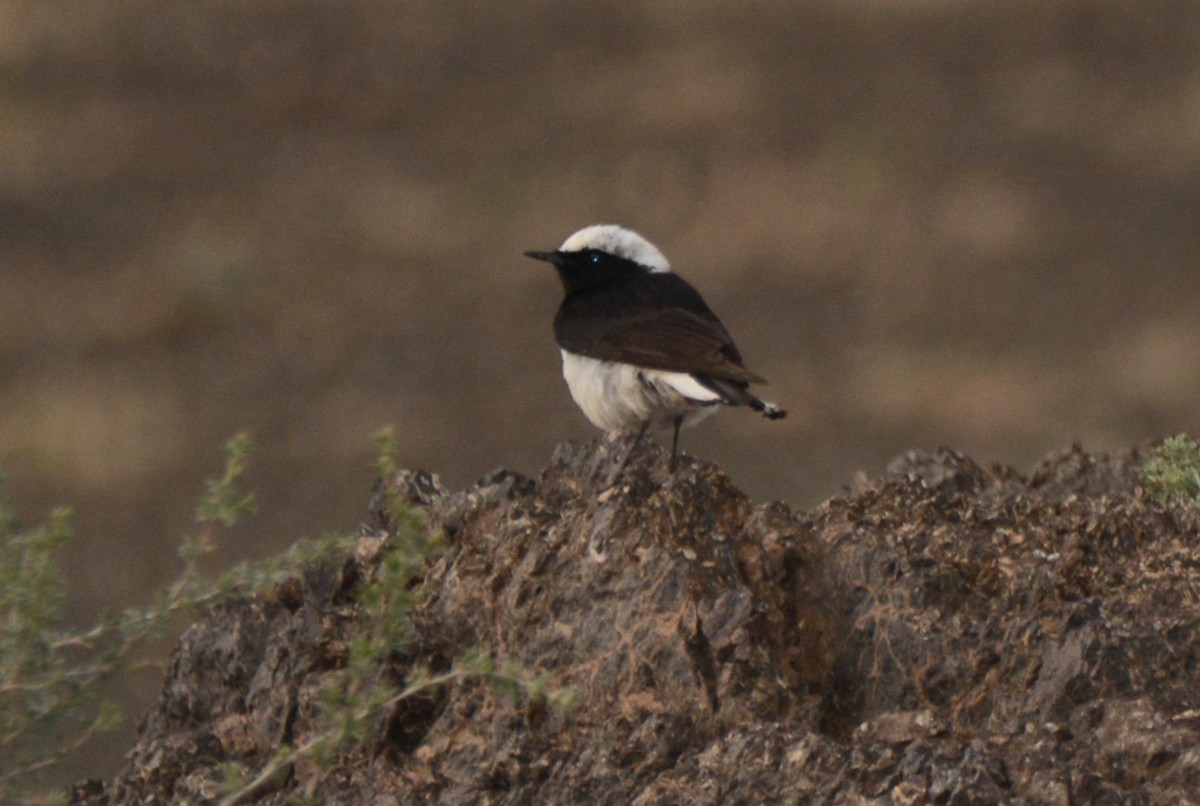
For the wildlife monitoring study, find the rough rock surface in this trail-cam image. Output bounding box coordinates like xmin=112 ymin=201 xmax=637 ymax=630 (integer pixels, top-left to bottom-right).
xmin=72 ymin=437 xmax=1200 ymax=804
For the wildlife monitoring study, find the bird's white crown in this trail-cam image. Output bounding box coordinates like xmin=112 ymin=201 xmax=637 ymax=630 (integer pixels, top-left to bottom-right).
xmin=559 ymin=225 xmax=671 ymax=273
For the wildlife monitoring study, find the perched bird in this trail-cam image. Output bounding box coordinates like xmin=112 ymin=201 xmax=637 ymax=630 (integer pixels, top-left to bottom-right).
xmin=526 ymin=224 xmax=785 ymax=471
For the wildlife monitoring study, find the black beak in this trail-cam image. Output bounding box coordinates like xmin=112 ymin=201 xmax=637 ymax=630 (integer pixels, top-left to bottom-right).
xmin=524 ymin=250 xmax=559 ymax=264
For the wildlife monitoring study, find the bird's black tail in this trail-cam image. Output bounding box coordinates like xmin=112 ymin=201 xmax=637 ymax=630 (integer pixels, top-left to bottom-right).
xmin=748 ymin=396 xmax=786 ymax=419
xmin=694 ymin=376 xmax=786 ymax=420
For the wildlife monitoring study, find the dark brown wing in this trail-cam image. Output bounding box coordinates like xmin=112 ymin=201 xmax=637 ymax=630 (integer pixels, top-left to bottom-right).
xmin=555 ymin=306 xmax=767 ymax=384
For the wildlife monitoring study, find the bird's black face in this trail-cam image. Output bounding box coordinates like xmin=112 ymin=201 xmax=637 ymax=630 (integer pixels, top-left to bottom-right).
xmin=524 ymin=248 xmax=638 ymax=295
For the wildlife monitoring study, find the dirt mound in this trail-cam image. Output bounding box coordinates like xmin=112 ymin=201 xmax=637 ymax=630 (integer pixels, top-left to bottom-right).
xmin=73 ymin=438 xmax=1200 ymax=803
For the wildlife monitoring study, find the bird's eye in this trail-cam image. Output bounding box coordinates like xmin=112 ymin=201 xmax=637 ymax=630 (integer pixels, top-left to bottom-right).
xmin=589 ymin=252 xmax=603 ymax=265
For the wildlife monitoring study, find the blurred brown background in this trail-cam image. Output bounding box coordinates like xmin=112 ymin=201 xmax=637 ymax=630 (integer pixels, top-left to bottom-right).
xmin=3 ymin=0 xmax=1199 ymax=785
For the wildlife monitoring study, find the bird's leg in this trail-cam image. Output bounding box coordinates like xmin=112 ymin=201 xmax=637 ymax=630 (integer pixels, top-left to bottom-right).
xmin=669 ymin=414 xmax=683 ymax=472
xmin=619 ymin=419 xmax=648 ymax=470
xmin=608 ymin=420 xmax=651 ymax=484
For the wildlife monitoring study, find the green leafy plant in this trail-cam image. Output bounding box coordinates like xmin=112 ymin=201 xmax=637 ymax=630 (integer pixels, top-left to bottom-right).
xmin=1140 ymin=434 xmax=1200 ymax=506
xmin=0 ymin=485 xmax=106 ymax=798
xmin=3 ymin=429 xmax=574 ymax=804
xmin=0 ymin=432 xmax=342 ymax=799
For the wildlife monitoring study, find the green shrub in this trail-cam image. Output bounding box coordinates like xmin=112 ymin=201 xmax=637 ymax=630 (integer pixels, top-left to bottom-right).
xmin=2 ymin=429 xmax=572 ymax=804
xmin=1140 ymin=434 xmax=1200 ymax=506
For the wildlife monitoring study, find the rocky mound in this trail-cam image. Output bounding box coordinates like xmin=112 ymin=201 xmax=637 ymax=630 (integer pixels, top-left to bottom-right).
xmin=72 ymin=437 xmax=1200 ymax=803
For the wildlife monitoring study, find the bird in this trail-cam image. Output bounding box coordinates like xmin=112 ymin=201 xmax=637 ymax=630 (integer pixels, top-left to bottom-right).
xmin=525 ymin=224 xmax=785 ymax=473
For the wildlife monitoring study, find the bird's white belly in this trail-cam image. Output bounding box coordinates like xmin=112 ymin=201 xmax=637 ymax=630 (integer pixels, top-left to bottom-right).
xmin=560 ymin=350 xmax=719 ymax=433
